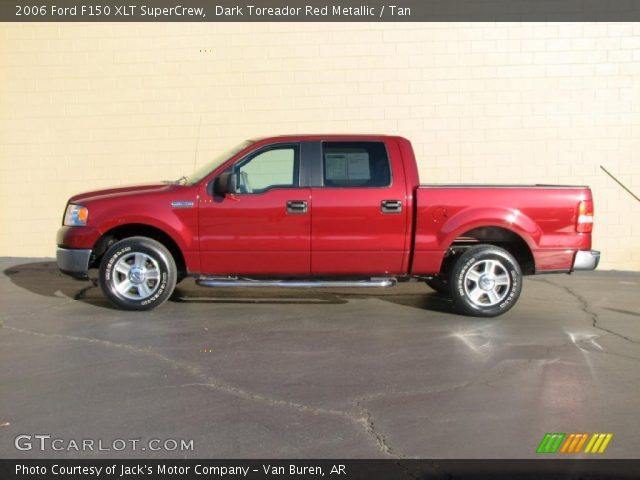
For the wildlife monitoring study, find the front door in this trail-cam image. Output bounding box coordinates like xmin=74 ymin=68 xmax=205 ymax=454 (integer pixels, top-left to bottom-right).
xmin=198 ymin=143 xmax=311 ymax=275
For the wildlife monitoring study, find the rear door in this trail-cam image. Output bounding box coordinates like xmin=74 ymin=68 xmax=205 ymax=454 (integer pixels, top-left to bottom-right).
xmin=310 ymin=139 xmax=410 ymax=275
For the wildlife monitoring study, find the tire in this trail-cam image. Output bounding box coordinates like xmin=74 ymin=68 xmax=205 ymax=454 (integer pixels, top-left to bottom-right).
xmin=449 ymin=245 xmax=522 ymax=317
xmin=425 ymin=276 xmax=450 ymax=296
xmin=99 ymin=236 xmax=177 ymax=311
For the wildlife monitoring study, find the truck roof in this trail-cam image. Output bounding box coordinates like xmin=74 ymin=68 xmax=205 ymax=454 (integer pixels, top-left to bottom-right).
xmin=249 ymin=134 xmax=403 ymax=142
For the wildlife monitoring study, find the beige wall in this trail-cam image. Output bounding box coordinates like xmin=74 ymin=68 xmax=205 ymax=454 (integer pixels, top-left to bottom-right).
xmin=1 ymin=22 xmax=639 ymax=270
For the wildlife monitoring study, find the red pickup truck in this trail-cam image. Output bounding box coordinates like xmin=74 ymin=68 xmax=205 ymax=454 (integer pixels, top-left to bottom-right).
xmin=57 ymin=135 xmax=599 ymax=317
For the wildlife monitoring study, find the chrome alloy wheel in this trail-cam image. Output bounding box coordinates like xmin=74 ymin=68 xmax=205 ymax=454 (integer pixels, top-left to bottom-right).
xmin=112 ymin=252 xmax=161 ymax=300
xmin=463 ymin=259 xmax=511 ymax=307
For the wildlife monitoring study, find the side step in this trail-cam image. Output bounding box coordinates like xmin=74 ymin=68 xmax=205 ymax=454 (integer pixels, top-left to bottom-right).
xmin=196 ymin=277 xmax=398 ymax=288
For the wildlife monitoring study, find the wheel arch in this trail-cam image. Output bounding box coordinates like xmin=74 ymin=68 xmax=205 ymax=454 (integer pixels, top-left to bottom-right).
xmin=91 ymin=223 xmax=187 ymax=277
xmin=442 ymin=225 xmax=536 ymax=276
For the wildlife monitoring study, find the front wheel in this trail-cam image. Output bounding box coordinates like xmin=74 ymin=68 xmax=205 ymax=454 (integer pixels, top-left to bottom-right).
xmin=449 ymin=245 xmax=522 ymax=317
xmin=99 ymin=237 xmax=177 ymax=311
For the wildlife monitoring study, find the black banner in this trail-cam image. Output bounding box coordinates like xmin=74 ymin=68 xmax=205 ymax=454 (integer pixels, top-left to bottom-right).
xmin=3 ymin=0 xmax=640 ymax=22
xmin=3 ymin=459 xmax=640 ymax=480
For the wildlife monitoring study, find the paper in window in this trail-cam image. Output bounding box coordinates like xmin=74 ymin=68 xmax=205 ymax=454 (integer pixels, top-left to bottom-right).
xmin=325 ymin=154 xmax=348 ymax=180
xmin=346 ymin=153 xmax=370 ymax=180
xmin=325 ymin=152 xmax=370 ymax=180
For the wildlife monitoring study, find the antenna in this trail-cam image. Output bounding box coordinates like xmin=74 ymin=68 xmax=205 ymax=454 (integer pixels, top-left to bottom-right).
xmin=193 ymin=116 xmax=202 ymax=174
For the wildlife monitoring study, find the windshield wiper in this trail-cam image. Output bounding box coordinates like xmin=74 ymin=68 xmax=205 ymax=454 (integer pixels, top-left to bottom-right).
xmin=161 ymin=176 xmax=188 ymax=185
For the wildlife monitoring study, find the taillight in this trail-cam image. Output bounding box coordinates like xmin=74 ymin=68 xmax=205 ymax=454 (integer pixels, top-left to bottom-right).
xmin=576 ymin=200 xmax=594 ymax=233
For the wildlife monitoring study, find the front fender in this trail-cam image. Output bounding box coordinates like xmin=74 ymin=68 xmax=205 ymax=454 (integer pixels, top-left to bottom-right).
xmin=95 ymin=213 xmax=194 ymax=252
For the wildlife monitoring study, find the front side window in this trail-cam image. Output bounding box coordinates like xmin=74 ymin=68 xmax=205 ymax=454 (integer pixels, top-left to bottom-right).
xmin=322 ymin=142 xmax=391 ymax=187
xmin=236 ymin=145 xmax=299 ymax=194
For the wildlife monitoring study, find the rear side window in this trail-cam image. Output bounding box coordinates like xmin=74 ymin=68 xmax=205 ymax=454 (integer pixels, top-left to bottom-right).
xmin=322 ymin=142 xmax=391 ymax=187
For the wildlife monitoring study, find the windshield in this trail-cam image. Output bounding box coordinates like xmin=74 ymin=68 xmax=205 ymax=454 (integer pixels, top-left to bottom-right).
xmin=187 ymin=140 xmax=254 ymax=184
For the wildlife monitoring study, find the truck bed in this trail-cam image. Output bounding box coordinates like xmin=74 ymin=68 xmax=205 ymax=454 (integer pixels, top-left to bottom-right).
xmin=420 ymin=184 xmax=589 ymax=189
xmin=411 ymin=184 xmax=593 ymax=275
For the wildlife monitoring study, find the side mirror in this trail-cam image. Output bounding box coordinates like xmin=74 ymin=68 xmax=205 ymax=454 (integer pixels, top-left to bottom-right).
xmin=214 ymin=172 xmax=238 ymax=196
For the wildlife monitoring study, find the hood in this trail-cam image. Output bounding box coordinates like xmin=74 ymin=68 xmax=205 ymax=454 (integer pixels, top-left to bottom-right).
xmin=69 ymin=183 xmax=180 ymax=204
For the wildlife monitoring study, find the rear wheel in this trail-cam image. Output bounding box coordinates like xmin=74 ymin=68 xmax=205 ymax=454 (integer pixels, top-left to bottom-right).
xmin=449 ymin=245 xmax=522 ymax=317
xmin=99 ymin=237 xmax=177 ymax=311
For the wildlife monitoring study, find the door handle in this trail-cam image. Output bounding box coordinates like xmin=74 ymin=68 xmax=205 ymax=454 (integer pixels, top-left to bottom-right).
xmin=287 ymin=200 xmax=308 ymax=214
xmin=381 ymin=200 xmax=402 ymax=213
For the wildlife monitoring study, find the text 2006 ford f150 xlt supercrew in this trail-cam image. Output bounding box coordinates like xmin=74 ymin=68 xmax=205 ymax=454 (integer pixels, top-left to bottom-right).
xmin=57 ymin=135 xmax=599 ymax=317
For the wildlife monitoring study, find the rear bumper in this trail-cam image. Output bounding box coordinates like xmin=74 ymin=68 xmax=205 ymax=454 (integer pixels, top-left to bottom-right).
xmin=572 ymin=250 xmax=600 ymax=271
xmin=56 ymin=247 xmax=92 ymax=279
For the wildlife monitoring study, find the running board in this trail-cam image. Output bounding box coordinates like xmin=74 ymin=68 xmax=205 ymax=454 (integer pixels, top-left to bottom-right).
xmin=196 ymin=277 xmax=397 ymax=288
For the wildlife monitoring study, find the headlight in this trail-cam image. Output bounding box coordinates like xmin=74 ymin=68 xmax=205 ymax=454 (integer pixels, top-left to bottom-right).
xmin=63 ymin=204 xmax=89 ymax=226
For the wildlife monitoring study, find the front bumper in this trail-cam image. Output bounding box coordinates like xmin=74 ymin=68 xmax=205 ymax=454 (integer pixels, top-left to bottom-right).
xmin=57 ymin=247 xmax=92 ymax=279
xmin=572 ymin=250 xmax=601 ymax=271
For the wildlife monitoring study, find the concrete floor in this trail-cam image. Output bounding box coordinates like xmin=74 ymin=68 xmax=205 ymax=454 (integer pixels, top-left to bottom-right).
xmin=0 ymin=258 xmax=639 ymax=459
